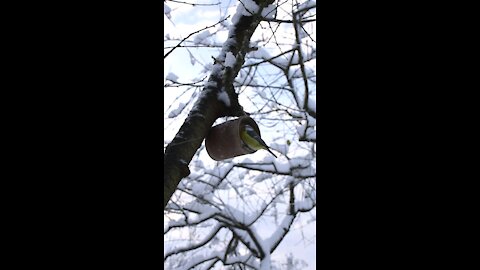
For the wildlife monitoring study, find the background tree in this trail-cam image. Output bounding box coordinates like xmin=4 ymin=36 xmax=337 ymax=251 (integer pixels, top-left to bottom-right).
xmin=164 ymin=0 xmax=316 ymax=268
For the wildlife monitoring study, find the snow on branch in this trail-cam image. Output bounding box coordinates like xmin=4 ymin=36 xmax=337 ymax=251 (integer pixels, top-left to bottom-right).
xmin=234 ymin=159 xmax=316 ymax=178
xmin=164 ymin=17 xmax=230 ymax=59
xmin=164 ymin=206 xmax=218 ymax=234
xmin=164 ymin=224 xmax=225 ymax=260
xmin=164 ymin=0 xmax=316 ymax=268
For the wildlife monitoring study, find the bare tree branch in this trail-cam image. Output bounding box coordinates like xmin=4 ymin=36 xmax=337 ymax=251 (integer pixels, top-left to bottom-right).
xmin=164 ymin=0 xmax=277 ymax=209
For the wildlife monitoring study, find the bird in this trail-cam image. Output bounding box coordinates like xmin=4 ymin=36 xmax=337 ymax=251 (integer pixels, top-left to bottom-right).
xmin=240 ymin=125 xmax=278 ymax=158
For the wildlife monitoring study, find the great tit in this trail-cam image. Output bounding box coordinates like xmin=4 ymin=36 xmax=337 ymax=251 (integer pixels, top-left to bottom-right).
xmin=240 ymin=125 xmax=277 ymax=158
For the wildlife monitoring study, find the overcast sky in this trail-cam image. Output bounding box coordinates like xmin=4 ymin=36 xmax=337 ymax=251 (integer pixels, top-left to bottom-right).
xmin=164 ymin=1 xmax=316 ymax=268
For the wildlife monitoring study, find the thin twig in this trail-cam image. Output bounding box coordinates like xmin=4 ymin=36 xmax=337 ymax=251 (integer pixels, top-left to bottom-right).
xmin=166 ymin=0 xmax=221 ymax=6
xmin=164 ymin=16 xmax=229 ymax=59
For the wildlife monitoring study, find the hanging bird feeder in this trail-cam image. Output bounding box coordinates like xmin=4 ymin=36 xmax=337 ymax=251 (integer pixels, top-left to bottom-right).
xmin=205 ymin=116 xmax=261 ymax=161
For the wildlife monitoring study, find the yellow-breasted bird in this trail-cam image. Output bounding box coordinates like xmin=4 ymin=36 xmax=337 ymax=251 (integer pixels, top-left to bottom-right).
xmin=240 ymin=125 xmax=278 ymax=158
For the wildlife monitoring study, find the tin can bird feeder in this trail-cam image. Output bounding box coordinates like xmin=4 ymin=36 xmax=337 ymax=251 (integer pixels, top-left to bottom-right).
xmin=206 ymin=116 xmax=261 ymax=161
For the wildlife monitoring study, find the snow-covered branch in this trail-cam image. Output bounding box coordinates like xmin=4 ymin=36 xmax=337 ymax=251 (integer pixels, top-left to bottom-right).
xmin=164 ymin=0 xmax=316 ymax=268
